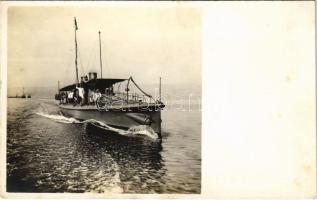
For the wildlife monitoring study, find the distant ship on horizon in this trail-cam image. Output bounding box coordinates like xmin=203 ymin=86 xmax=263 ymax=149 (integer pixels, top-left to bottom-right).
xmin=8 ymin=87 xmax=31 ymax=99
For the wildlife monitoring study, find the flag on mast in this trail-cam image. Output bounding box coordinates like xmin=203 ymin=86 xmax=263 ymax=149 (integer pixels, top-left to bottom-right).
xmin=74 ymin=17 xmax=78 ymax=30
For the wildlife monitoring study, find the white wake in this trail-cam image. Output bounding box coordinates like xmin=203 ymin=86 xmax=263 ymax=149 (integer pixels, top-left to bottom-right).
xmin=35 ymin=112 xmax=159 ymax=141
xmin=35 ymin=112 xmax=80 ymax=123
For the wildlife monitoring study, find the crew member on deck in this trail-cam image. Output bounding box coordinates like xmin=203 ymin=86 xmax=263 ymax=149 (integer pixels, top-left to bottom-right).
xmin=68 ymin=91 xmax=74 ymax=103
xmin=60 ymin=92 xmax=66 ymax=104
xmin=73 ymin=88 xmax=79 ymax=106
xmin=88 ymin=89 xmax=94 ymax=104
xmin=84 ymin=75 xmax=88 ymax=83
xmin=93 ymin=89 xmax=101 ymax=102
xmin=77 ymin=85 xmax=84 ymax=106
xmin=83 ymin=81 xmax=89 ymax=105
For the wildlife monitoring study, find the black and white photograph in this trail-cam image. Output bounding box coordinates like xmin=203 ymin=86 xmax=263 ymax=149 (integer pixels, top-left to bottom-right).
xmin=5 ymin=4 xmax=201 ymax=194
xmin=1 ymin=1 xmax=316 ymax=199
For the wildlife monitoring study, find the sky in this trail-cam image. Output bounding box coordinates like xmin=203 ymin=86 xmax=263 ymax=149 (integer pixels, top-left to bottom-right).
xmin=7 ymin=6 xmax=201 ymax=89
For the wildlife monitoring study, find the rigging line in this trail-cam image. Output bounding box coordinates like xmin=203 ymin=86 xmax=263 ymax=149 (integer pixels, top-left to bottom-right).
xmin=130 ymin=77 xmax=155 ymax=100
xmin=77 ymin=48 xmax=85 ymax=76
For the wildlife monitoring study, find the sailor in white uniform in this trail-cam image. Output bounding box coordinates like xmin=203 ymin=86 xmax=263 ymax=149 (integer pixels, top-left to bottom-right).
xmin=76 ymin=86 xmax=84 ymax=105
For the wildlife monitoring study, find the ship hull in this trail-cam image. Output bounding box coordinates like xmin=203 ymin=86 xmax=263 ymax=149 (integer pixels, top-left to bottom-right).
xmin=59 ymin=104 xmax=162 ymax=138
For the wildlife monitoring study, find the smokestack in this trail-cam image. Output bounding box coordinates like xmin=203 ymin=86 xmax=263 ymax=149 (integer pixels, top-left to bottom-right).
xmin=92 ymin=72 xmax=97 ymax=79
xmin=88 ymin=72 xmax=98 ymax=80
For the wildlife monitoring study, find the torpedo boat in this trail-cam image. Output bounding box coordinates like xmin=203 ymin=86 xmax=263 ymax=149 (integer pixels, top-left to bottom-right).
xmin=56 ymin=18 xmax=165 ymax=139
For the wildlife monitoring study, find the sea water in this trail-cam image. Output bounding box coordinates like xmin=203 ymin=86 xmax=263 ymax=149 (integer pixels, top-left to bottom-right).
xmin=7 ymin=85 xmax=201 ymax=193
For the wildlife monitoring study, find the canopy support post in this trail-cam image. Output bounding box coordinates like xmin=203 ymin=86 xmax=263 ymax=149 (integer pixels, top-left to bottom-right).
xmin=126 ymin=77 xmax=131 ymax=103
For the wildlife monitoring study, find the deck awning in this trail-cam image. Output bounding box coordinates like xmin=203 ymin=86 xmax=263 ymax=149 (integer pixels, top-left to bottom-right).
xmin=59 ymin=78 xmax=127 ymax=92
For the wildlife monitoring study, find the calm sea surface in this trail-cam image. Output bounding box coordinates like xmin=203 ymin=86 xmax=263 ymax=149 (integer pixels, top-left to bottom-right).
xmin=7 ymin=89 xmax=201 ymax=193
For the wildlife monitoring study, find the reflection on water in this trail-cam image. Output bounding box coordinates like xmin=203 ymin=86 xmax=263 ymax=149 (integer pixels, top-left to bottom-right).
xmin=7 ymin=98 xmax=200 ymax=193
xmin=84 ymin=124 xmax=165 ymax=193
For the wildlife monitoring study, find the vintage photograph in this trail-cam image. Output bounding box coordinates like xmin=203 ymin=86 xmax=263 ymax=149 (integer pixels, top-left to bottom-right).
xmin=2 ymin=0 xmax=316 ymax=198
xmin=6 ymin=5 xmax=201 ymax=193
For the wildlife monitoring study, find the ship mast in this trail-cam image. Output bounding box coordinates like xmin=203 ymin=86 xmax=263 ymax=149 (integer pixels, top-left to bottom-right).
xmin=98 ymin=30 xmax=103 ymax=79
xmin=74 ymin=17 xmax=79 ymax=86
